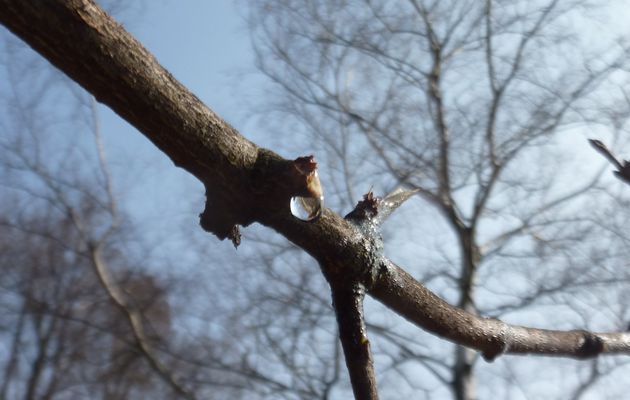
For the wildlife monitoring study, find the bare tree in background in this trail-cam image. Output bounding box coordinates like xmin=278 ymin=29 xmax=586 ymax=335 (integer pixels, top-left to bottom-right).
xmin=0 ymin=197 xmax=180 ymax=400
xmin=0 ymin=34 xmax=192 ymax=399
xmin=245 ymin=0 xmax=630 ymax=398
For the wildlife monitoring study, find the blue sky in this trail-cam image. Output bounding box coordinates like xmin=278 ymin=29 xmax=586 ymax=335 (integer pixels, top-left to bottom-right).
xmin=128 ymin=1 xmax=253 ymax=124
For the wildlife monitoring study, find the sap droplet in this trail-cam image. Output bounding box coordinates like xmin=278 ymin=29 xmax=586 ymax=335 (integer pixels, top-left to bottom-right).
xmin=290 ymin=195 xmax=323 ymax=221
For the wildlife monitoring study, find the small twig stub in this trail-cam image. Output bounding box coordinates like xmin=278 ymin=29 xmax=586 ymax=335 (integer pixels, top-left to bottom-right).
xmin=588 ymin=139 xmax=630 ymax=185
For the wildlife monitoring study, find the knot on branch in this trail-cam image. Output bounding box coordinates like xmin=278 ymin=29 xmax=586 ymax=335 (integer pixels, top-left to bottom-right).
xmin=341 ymin=191 xmax=385 ymax=290
xmin=576 ymin=331 xmax=604 ymax=358
xmin=481 ymin=322 xmax=511 ymax=362
xmin=338 ymin=188 xmax=419 ymax=290
xmin=481 ymin=338 xmax=508 ymax=362
xmin=345 ymin=191 xmax=380 ymax=223
xmin=199 ymin=150 xmax=326 ymax=247
xmin=199 ymin=191 xmax=246 ymax=247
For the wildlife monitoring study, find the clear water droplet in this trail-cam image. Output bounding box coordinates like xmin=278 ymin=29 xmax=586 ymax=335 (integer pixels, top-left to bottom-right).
xmin=290 ymin=195 xmax=323 ymax=221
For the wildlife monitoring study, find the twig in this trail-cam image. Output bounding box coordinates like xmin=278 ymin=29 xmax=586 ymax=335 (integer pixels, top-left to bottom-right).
xmin=588 ymin=139 xmax=630 ymax=185
xmin=589 ymin=139 xmax=623 ymax=170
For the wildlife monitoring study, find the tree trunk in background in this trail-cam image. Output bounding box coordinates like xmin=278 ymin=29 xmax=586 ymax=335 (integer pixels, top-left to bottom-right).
xmin=454 ymin=228 xmax=480 ymax=400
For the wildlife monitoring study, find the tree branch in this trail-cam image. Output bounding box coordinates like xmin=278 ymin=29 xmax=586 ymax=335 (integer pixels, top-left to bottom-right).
xmin=371 ymin=259 xmax=630 ymax=360
xmin=330 ymin=282 xmax=379 ymax=400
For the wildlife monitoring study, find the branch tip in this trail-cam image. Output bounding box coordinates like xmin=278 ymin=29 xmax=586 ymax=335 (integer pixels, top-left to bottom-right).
xmin=228 ymin=225 xmax=241 ymax=248
xmin=345 ymin=191 xmax=380 ymax=222
xmin=292 ymin=155 xmax=323 ymax=199
xmin=293 ymin=155 xmax=317 ymax=174
xmin=588 ymin=138 xmax=630 ymax=185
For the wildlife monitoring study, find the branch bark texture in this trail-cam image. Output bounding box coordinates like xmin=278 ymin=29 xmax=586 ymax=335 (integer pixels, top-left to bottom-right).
xmin=330 ymin=282 xmax=378 ymax=400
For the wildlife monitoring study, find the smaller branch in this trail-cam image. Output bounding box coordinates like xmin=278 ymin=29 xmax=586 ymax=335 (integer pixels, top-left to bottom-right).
xmin=330 ymin=282 xmax=379 ymax=400
xmin=483 ymin=0 xmax=500 ymax=170
xmin=589 ymin=139 xmax=630 ymax=185
xmin=589 ymin=139 xmax=623 ymax=170
xmin=408 ymin=0 xmax=455 ymax=212
xmin=371 ymin=259 xmax=630 ymax=361
xmin=90 ymin=96 xmax=119 ymax=221
xmin=484 ymin=0 xmax=497 ymax=94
